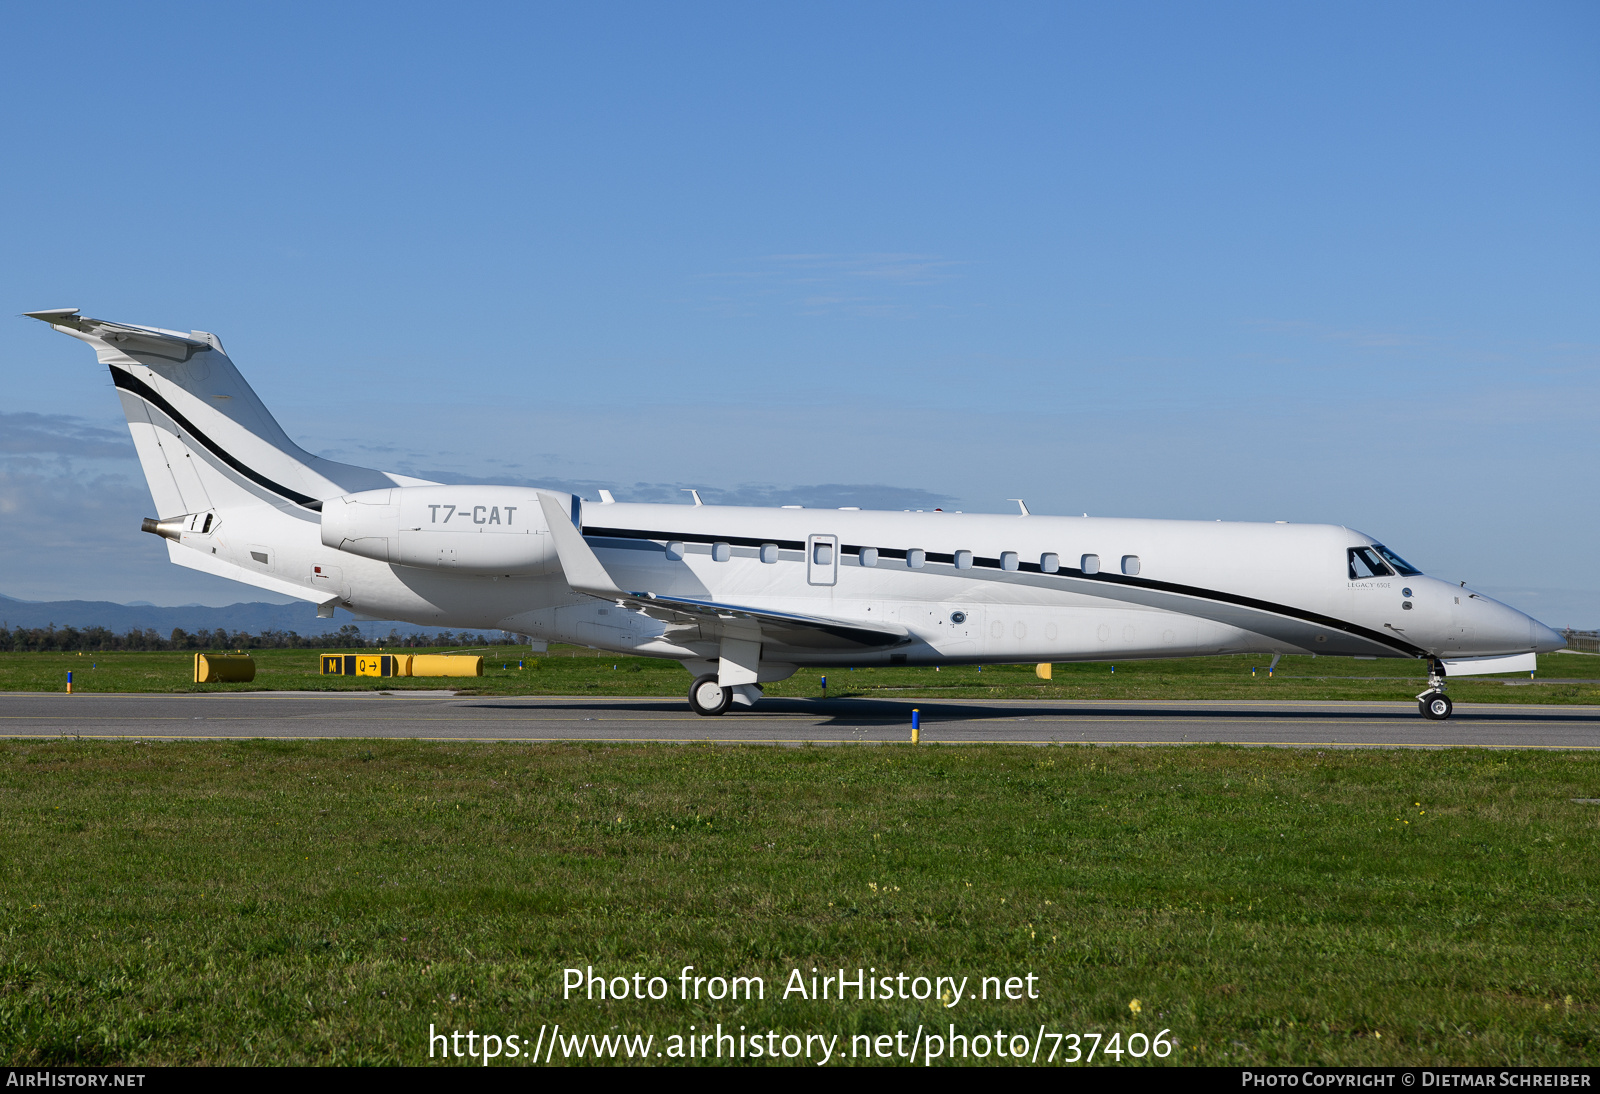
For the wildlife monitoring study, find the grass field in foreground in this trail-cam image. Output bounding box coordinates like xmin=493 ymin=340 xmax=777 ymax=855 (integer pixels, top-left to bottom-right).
xmin=4 ymin=648 xmax=1600 ymax=705
xmin=1 ymin=741 xmax=1596 ymax=1066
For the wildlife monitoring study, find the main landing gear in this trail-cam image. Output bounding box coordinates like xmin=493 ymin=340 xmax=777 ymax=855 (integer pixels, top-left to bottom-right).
xmin=689 ymin=674 xmax=732 ymax=716
xmin=687 ymin=674 xmax=765 ymax=716
xmin=1417 ymin=658 xmax=1452 ymax=720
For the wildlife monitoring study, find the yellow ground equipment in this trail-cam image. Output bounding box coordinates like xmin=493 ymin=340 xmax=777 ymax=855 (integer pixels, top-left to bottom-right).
xmin=1035 ymin=662 xmax=1053 ymax=680
xmin=194 ymin=653 xmax=256 ymax=683
xmin=409 ymin=654 xmax=483 ymax=677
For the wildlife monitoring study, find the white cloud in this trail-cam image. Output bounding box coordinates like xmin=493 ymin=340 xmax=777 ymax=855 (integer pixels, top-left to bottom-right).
xmin=700 ymin=252 xmax=964 ymax=318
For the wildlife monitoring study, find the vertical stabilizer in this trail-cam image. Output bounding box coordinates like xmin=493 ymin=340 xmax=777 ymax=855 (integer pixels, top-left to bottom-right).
xmin=27 ymin=310 xmax=430 ymax=518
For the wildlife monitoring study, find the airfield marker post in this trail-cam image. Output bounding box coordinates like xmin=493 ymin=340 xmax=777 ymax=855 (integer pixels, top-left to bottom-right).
xmin=66 ymin=671 xmax=72 ymax=695
xmin=911 ymin=708 xmax=920 ymax=744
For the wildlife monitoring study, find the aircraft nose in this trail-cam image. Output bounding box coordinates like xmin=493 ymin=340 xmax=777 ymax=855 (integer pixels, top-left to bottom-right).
xmin=1452 ymin=588 xmax=1565 ymax=657
xmin=1532 ymin=620 xmax=1565 ymax=654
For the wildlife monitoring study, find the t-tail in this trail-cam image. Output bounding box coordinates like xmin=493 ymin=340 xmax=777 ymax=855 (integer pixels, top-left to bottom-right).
xmin=27 ymin=308 xmax=433 ymax=603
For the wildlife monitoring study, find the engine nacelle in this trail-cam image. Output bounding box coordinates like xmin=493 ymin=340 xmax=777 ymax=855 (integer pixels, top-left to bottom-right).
xmin=320 ymin=486 xmax=565 ymax=575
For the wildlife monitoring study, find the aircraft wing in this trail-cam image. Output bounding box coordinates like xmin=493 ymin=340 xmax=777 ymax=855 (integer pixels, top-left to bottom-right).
xmin=535 ymin=492 xmax=909 ymax=651
xmin=622 ymin=591 xmax=909 ymax=650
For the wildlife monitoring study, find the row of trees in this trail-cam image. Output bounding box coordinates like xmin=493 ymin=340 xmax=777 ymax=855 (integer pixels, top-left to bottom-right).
xmin=0 ymin=623 xmax=528 ymax=653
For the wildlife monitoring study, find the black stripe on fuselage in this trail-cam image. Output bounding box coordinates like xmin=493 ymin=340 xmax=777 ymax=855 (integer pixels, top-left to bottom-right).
xmin=110 ymin=366 xmax=323 ymax=510
xmin=586 ymin=526 xmax=806 ymax=552
xmin=581 ymin=524 xmax=1427 ymax=658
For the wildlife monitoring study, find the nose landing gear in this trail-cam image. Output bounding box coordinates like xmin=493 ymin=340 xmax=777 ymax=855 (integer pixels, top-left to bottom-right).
xmin=1420 ymin=693 xmax=1453 ymax=720
xmin=1417 ymin=659 xmax=1452 ymax=720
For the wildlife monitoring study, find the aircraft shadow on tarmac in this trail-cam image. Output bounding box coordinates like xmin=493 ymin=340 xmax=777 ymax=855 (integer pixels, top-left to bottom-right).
xmin=460 ymin=697 xmax=1600 ymax=726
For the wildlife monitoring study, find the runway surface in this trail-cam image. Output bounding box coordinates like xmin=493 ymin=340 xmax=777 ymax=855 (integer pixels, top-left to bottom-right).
xmin=3 ymin=692 xmax=1600 ymax=748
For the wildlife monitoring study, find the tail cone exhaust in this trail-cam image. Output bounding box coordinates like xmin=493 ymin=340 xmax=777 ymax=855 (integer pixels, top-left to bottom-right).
xmin=142 ymin=516 xmax=187 ymax=541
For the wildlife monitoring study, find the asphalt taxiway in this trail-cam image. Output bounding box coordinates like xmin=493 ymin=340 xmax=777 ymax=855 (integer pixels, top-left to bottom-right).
xmin=3 ymin=693 xmax=1599 ymax=748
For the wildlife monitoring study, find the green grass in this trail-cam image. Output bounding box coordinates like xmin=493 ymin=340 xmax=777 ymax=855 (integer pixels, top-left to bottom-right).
xmin=5 ymin=648 xmax=1599 ymax=705
xmin=1 ymin=741 xmax=1597 ymax=1065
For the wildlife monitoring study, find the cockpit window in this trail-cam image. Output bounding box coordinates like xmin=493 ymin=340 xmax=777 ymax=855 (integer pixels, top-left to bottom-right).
xmin=1348 ymin=546 xmax=1394 ymax=580
xmin=1372 ymin=545 xmax=1421 ymax=576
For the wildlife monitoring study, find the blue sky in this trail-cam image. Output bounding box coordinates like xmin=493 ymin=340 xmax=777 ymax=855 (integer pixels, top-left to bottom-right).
xmin=3 ymin=2 xmax=1597 ymax=624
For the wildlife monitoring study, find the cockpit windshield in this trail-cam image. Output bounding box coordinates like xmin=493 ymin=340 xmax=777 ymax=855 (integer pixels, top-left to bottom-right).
xmin=1372 ymin=545 xmax=1422 ymax=576
xmin=1348 ymin=546 xmax=1393 ymax=580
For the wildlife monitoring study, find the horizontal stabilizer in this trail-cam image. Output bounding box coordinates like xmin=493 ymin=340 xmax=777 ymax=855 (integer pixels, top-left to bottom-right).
xmin=27 ymin=308 xmax=213 ymax=352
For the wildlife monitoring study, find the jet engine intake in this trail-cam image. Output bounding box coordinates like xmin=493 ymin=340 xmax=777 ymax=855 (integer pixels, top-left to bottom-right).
xmin=320 ymin=486 xmax=560 ymax=575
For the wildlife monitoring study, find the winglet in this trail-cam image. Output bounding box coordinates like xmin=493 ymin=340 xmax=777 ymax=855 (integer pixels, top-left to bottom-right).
xmin=536 ymin=491 xmax=624 ymax=598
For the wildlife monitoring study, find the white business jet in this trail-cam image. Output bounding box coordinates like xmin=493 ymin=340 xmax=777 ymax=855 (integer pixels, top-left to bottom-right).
xmin=28 ymin=310 xmax=1564 ymax=720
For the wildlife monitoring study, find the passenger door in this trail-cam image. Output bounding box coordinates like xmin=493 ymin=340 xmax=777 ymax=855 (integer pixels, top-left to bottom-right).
xmin=807 ymin=534 xmax=838 ymax=587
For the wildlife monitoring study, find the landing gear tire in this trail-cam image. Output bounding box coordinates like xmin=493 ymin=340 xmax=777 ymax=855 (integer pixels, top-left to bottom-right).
xmin=1419 ymin=692 xmax=1453 ymax=721
xmin=689 ymin=674 xmax=732 ymax=716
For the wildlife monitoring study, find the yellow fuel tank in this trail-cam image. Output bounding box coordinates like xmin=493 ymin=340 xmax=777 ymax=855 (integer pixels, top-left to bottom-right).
xmin=195 ymin=653 xmax=256 ymax=683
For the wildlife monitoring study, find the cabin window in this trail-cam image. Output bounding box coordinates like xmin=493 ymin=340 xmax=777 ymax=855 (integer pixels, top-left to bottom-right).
xmin=1081 ymin=554 xmax=1100 ymax=575
xmin=954 ymin=550 xmax=973 ymax=570
xmin=1121 ymin=555 xmax=1140 ymax=576
xmin=907 ymin=548 xmax=926 ymax=569
xmin=1373 ymin=545 xmax=1422 ymax=576
xmin=1000 ymin=551 xmax=1019 ymax=571
xmin=712 ymin=542 xmax=732 ymax=562
xmin=1348 ymin=546 xmax=1394 ymax=580
xmin=1040 ymin=552 xmax=1059 ymax=573
xmin=812 ymin=541 xmax=833 ymax=566
xmin=760 ymin=543 xmax=779 ymax=564
xmin=665 ymin=541 xmax=684 ymax=561
xmin=859 ymin=547 xmax=878 ymax=567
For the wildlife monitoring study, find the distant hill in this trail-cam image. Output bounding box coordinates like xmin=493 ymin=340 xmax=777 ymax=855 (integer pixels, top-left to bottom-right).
xmin=0 ymin=594 xmax=506 ymax=640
